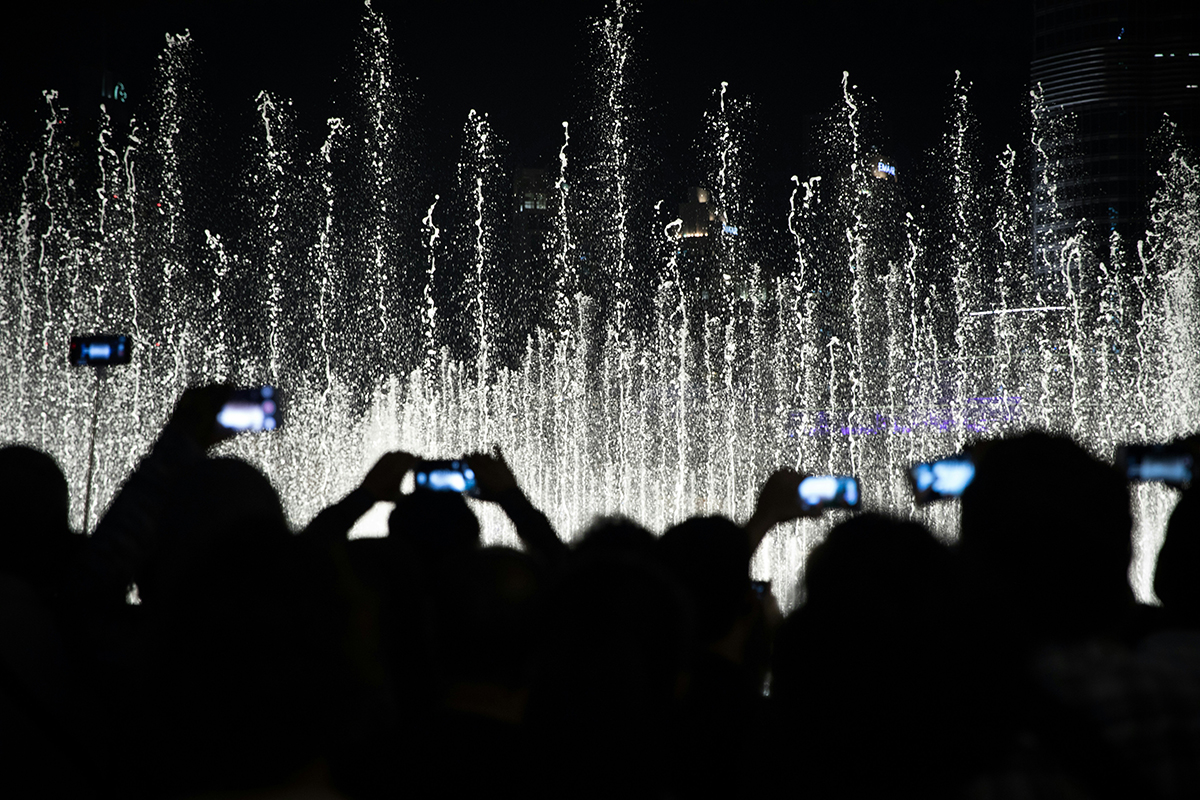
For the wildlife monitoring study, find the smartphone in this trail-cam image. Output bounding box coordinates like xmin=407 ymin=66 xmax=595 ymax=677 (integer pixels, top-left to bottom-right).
xmin=798 ymin=475 xmax=860 ymax=512
xmin=69 ymin=334 xmax=132 ymax=367
xmin=413 ymin=459 xmax=478 ymax=495
xmin=909 ymin=454 xmax=976 ymax=504
xmin=216 ymin=386 xmax=281 ymax=432
xmin=1116 ymin=443 xmax=1193 ymax=489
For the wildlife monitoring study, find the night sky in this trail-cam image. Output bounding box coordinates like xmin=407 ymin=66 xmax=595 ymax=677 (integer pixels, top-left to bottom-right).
xmin=4 ymin=0 xmax=1032 ymax=192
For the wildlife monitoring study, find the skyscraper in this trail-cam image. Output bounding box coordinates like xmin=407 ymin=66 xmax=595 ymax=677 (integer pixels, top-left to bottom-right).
xmin=1031 ymin=0 xmax=1199 ymax=267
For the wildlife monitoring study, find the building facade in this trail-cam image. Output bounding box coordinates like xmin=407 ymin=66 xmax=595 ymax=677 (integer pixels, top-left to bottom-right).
xmin=1031 ymin=0 xmax=1200 ymax=268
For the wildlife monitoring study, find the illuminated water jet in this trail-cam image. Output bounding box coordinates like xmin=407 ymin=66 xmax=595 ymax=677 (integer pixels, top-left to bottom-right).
xmin=1 ymin=4 xmax=1196 ymax=609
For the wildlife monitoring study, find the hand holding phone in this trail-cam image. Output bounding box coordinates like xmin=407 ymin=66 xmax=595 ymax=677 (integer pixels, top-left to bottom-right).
xmin=360 ymin=451 xmax=418 ymax=502
xmin=909 ymin=454 xmax=976 ymax=504
xmin=463 ymin=446 xmax=518 ymax=501
xmin=798 ymin=475 xmax=860 ymax=513
xmin=163 ymin=385 xmax=234 ymax=450
xmin=69 ymin=334 xmax=132 ymax=367
xmin=745 ymin=469 xmax=812 ymax=550
xmin=749 ymin=469 xmax=806 ymax=524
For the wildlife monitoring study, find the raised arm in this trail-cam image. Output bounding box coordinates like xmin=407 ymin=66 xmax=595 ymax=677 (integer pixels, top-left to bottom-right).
xmin=301 ymin=450 xmax=416 ymax=544
xmin=743 ymin=468 xmax=813 ymax=556
xmin=81 ymin=385 xmax=233 ymax=598
xmin=468 ymin=447 xmax=569 ymax=567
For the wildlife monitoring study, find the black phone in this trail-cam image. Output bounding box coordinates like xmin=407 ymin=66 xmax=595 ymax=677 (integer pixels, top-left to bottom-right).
xmin=69 ymin=334 xmax=132 ymax=367
xmin=798 ymin=475 xmax=860 ymax=512
xmin=413 ymin=459 xmax=478 ymax=495
xmin=909 ymin=453 xmax=976 ymax=504
xmin=1116 ymin=443 xmax=1193 ymax=489
xmin=217 ymin=386 xmax=281 ymax=433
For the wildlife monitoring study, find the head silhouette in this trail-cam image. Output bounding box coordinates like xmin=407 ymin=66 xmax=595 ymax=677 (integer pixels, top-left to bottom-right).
xmin=774 ymin=513 xmax=959 ymax=707
xmin=960 ymin=430 xmax=1133 ymax=642
xmin=174 ymin=456 xmax=285 ymax=528
xmin=771 ymin=513 xmax=970 ymax=798
xmin=388 ymin=489 xmax=480 ymax=565
xmin=573 ymin=515 xmax=657 ymax=562
xmin=142 ymin=456 xmax=287 ymax=602
xmin=799 ymin=512 xmax=955 ymax=615
xmin=658 ymin=515 xmax=751 ymax=644
xmin=0 ymin=445 xmax=73 ymax=586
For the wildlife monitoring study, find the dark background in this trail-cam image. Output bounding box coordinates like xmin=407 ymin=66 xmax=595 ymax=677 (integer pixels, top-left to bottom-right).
xmin=2 ymin=0 xmax=1032 ymax=189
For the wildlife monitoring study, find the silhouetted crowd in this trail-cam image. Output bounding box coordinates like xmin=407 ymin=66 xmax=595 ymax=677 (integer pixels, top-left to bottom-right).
xmin=4 ymin=384 xmax=1200 ymax=799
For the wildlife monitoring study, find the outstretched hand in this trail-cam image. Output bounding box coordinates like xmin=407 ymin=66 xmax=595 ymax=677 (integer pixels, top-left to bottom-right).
xmin=744 ymin=468 xmax=816 ymax=554
xmin=466 ymin=446 xmax=518 ymax=501
xmin=756 ymin=469 xmax=816 ymax=526
xmin=168 ymin=384 xmax=236 ymax=451
xmin=360 ymin=451 xmax=418 ymax=503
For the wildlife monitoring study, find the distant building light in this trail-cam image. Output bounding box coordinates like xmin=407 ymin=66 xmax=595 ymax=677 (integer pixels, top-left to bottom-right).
xmin=1188 ymin=85 xmax=1199 ymax=89
xmin=1155 ymin=53 xmax=1164 ymax=57
xmin=1191 ymin=53 xmax=1200 ymax=57
xmin=101 ymin=72 xmax=127 ymax=102
xmin=1117 ymin=27 xmax=1124 ymax=40
xmin=520 ymin=192 xmax=547 ymax=211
